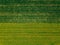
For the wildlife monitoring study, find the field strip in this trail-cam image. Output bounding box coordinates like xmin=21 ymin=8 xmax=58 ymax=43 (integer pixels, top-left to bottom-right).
xmin=0 ymin=23 xmax=59 ymax=36
xmin=0 ymin=4 xmax=60 ymax=6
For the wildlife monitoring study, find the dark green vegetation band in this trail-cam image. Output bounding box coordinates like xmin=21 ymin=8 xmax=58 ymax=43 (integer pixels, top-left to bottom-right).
xmin=0 ymin=0 xmax=60 ymax=23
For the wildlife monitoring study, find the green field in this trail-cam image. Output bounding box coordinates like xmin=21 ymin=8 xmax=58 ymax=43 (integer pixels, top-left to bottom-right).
xmin=0 ymin=0 xmax=60 ymax=45
xmin=0 ymin=0 xmax=59 ymax=23
xmin=0 ymin=23 xmax=59 ymax=45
